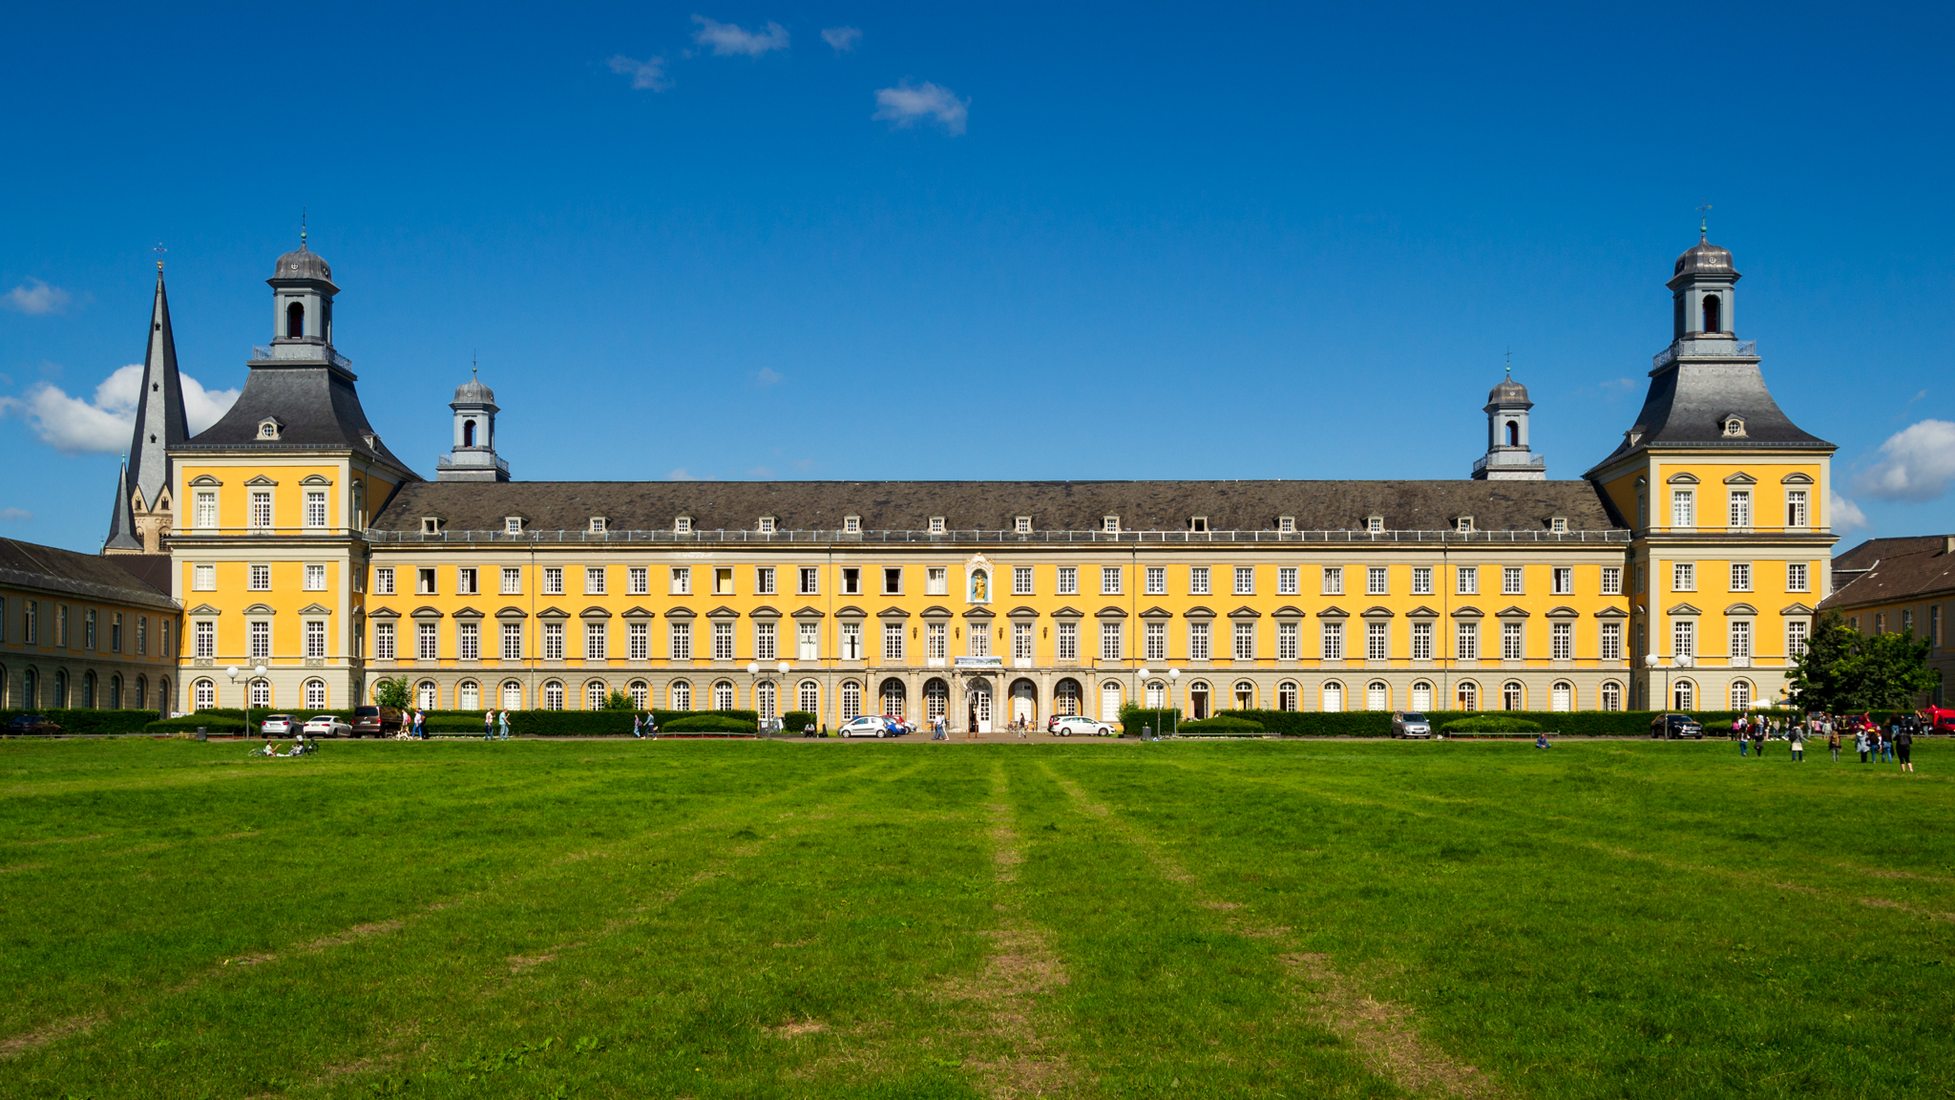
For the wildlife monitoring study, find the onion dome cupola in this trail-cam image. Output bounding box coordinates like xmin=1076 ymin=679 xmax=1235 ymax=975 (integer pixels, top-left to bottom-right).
xmin=437 ymin=362 xmax=511 ymax=482
xmin=1471 ymin=362 xmax=1546 ymax=480
xmin=1667 ymin=217 xmax=1739 ymax=341
xmin=267 ymin=221 xmax=339 ymax=354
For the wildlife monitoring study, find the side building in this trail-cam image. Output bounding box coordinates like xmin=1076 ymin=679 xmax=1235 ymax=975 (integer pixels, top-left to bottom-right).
xmin=1818 ymin=535 xmax=1954 ymax=706
xmin=0 ymin=538 xmax=178 ymax=712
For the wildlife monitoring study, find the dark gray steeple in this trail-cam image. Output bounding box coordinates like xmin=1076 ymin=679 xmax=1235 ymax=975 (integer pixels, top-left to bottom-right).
xmin=103 ymin=457 xmax=141 ymax=552
xmin=106 ymin=260 xmax=190 ymax=553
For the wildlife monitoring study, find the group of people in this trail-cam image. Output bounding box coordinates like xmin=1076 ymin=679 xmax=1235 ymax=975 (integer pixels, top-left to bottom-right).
xmin=1731 ymin=711 xmax=1918 ymax=772
xmin=632 ymin=712 xmax=659 ymax=738
xmin=481 ymin=709 xmax=512 ymax=740
xmin=253 ymin=733 xmax=316 ymax=757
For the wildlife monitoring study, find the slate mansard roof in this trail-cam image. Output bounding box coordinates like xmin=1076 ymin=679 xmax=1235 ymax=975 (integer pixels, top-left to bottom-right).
xmin=179 ymin=362 xmax=414 ymax=473
xmin=1819 ymin=535 xmax=1955 ymax=611
xmin=371 ymin=478 xmax=1627 ymax=538
xmin=0 ymin=538 xmax=177 ymax=611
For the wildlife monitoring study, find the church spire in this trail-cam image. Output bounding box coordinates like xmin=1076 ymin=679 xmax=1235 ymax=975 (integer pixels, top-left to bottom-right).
xmin=108 ymin=260 xmax=190 ymax=553
xmin=103 ymin=456 xmax=140 ymax=552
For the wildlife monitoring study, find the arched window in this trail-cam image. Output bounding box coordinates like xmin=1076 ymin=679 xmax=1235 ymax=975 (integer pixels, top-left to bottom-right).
xmin=502 ymin=680 xmax=523 ymax=709
xmin=1730 ymin=680 xmax=1752 ymax=710
xmin=922 ymin=678 xmax=946 ymax=721
xmin=713 ymin=680 xmax=735 ymax=711
xmin=1144 ymin=679 xmax=1166 ymax=708
xmin=53 ymin=669 xmax=68 ymax=708
xmin=880 ymin=677 xmax=907 ymax=717
xmin=1502 ymin=681 xmax=1525 ymax=711
xmin=587 ymin=680 xmax=608 ymax=710
xmin=23 ymin=667 xmax=39 ymax=709
xmin=840 ymin=680 xmax=862 ymax=720
xmin=1277 ymin=680 xmax=1298 ymax=712
xmin=463 ymin=419 xmax=477 ymax=447
xmin=1055 ymin=678 xmax=1083 ymax=716
xmin=193 ymin=677 xmax=215 ymax=710
xmin=629 ymin=680 xmax=648 ymax=708
xmin=1322 ymin=680 xmax=1344 ymax=713
xmin=1366 ymin=681 xmax=1389 ymax=711
xmin=1234 ymin=680 xmax=1256 ymax=710
xmin=757 ymin=680 xmax=777 ymax=720
xmin=417 ymin=681 xmax=437 ymax=710
xmin=286 ymin=301 xmax=305 ymax=339
xmin=109 ymin=674 xmax=122 ymax=709
xmin=1456 ymin=680 xmax=1479 ymax=711
xmin=543 ymin=680 xmax=565 ymax=711
xmin=1673 ymin=678 xmax=1695 ymax=710
xmin=457 ymin=680 xmax=479 ymax=710
xmin=135 ymin=675 xmax=147 ymax=710
xmin=1505 ymin=420 xmax=1520 ymax=447
xmin=1601 ymin=680 xmax=1623 ymax=712
xmin=1411 ymin=680 xmax=1433 ymax=711
xmin=671 ymin=679 xmax=692 ymax=711
xmin=0 ymin=664 xmax=7 ymax=709
xmin=82 ymin=670 xmax=97 ymax=708
xmin=1551 ymin=681 xmax=1572 ymax=713
xmin=1189 ymin=679 xmax=1211 ymax=720
xmin=1702 ymin=294 xmax=1721 ymax=333
xmin=305 ymin=678 xmax=327 ymax=710
xmin=159 ymin=676 xmax=170 ymax=713
xmin=251 ymin=678 xmax=271 ymax=707
xmin=799 ymin=679 xmax=821 ymax=715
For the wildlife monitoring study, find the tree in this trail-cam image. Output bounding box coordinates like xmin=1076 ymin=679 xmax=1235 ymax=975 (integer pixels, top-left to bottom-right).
xmin=1789 ymin=612 xmax=1938 ymax=712
xmin=372 ymin=677 xmax=412 ymax=710
xmin=603 ymin=690 xmax=633 ymax=711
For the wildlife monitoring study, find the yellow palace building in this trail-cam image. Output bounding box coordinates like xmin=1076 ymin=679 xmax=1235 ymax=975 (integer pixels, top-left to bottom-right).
xmin=94 ymin=230 xmax=1836 ymax=730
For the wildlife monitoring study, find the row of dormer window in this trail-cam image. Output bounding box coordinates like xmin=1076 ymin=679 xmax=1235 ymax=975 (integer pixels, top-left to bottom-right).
xmin=415 ymin=512 xmax=1569 ymax=536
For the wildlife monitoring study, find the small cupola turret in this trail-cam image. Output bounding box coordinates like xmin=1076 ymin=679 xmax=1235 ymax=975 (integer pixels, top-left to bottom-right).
xmin=1471 ymin=360 xmax=1546 ymax=480
xmin=268 ymin=219 xmax=339 ymax=350
xmin=437 ymin=361 xmax=511 ymax=482
xmin=1667 ymin=211 xmax=1739 ymax=341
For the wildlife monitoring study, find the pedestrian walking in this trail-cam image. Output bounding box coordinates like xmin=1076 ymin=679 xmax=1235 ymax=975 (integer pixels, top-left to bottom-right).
xmin=484 ymin=708 xmax=496 ymax=741
xmin=1856 ymin=728 xmax=1870 ymax=763
xmin=1896 ymin=724 xmax=1915 ymax=773
xmin=1790 ymin=725 xmax=1804 ymax=762
xmin=1884 ymin=720 xmax=1899 ymax=764
xmin=1828 ymin=726 xmax=1841 ymax=762
xmin=644 ymin=712 xmax=657 ymax=738
xmin=1752 ymin=724 xmax=1766 ymax=758
xmin=413 ymin=708 xmax=426 ymax=740
xmin=1740 ymin=726 xmax=1749 ymax=756
xmin=499 ymin=710 xmax=511 ymax=739
xmin=632 ymin=713 xmax=643 ymax=738
xmin=932 ymin=714 xmax=946 ymax=741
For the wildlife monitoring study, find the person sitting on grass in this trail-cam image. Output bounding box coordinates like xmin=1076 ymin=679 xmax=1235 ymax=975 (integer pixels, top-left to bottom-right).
xmin=1535 ymin=733 xmax=1551 ymax=749
xmin=257 ymin=739 xmax=277 ymax=757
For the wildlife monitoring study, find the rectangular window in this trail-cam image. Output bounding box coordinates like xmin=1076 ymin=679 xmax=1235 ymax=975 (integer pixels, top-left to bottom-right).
xmin=1321 ymin=621 xmax=1344 ymax=661
xmin=249 ymin=620 xmax=271 ymax=659
xmin=1278 ymin=566 xmax=1301 ymax=595
xmin=1189 ymin=621 xmax=1210 ymax=661
xmin=755 ymin=621 xmax=776 ymax=661
xmin=1145 ymin=621 xmax=1167 ymax=661
xmin=1551 ymin=621 xmax=1572 ymax=660
xmin=1497 ymin=621 xmax=1521 ymax=660
xmin=1672 ymin=488 xmax=1695 ymax=528
xmin=799 ymin=622 xmax=820 ymax=661
xmin=1787 ymin=562 xmax=1809 ymax=592
xmin=926 ymin=567 xmax=947 ymax=596
xmin=83 ymin=609 xmax=96 ymax=650
xmin=304 ymin=620 xmax=326 ymax=659
xmin=714 ymin=567 xmax=734 ymax=596
xmin=1412 ymin=566 xmax=1434 ymax=595
xmin=1145 ymin=566 xmax=1167 ymax=595
xmin=22 ymin=600 xmax=37 ymax=645
xmin=502 ymin=622 xmax=523 ymax=661
xmin=967 ymin=621 xmax=990 ymax=658
xmin=1730 ymin=620 xmax=1752 ymax=659
xmin=542 ymin=567 xmax=564 ymax=595
xmin=1102 ymin=566 xmax=1123 ymax=596
xmin=1320 ymin=567 xmax=1342 ymax=596
xmin=588 ymin=622 xmax=609 ymax=661
xmin=1729 ymin=490 xmax=1752 ymax=528
xmin=1057 ymin=622 xmax=1079 ymax=662
xmin=1364 ymin=567 xmax=1387 ymax=596
xmin=1552 ymin=567 xmax=1573 ymax=595
xmin=882 ymin=567 xmax=903 ymax=595
xmin=1673 ymin=620 xmax=1695 ymax=657
xmin=458 ymin=622 xmax=480 ymax=661
xmin=1189 ymin=567 xmax=1210 ymax=596
xmin=374 ymin=566 xmax=394 ymax=595
xmin=1457 ymin=567 xmax=1478 ymax=595
xmin=712 ymin=621 xmax=734 ymax=661
xmin=305 ymin=489 xmax=327 ymax=528
xmin=925 ymin=622 xmax=945 ymax=660
xmin=1277 ymin=621 xmax=1299 ymax=661
xmin=624 ymin=567 xmax=647 ymax=595
xmin=1786 ymin=619 xmax=1809 ymax=659
xmin=502 ymin=567 xmax=522 ymax=595
xmin=1503 ymin=567 xmax=1524 ymax=595
xmin=1012 ymin=566 xmax=1034 ymax=596
xmin=305 ymin=564 xmax=326 ymax=591
xmin=193 ymin=620 xmax=214 ymax=658
xmin=1456 ymin=622 xmax=1478 ymax=662
xmin=1014 ymin=621 xmax=1034 ymax=661
xmin=190 ymin=564 xmax=214 ymax=591
xmin=1600 ymin=621 xmax=1622 ymax=662
xmin=1235 ymin=567 xmax=1256 ymax=596
xmin=1786 ymin=490 xmax=1809 ymax=528
xmin=248 ymin=564 xmax=269 ymax=591
xmin=456 ymin=566 xmax=478 ymax=595
xmin=883 ymin=622 xmax=904 ymax=663
xmin=840 ymin=622 xmax=862 ymax=660
xmin=1057 ymin=566 xmax=1079 ymax=595
xmin=841 ymin=568 xmax=861 ymax=596
xmin=753 ymin=567 xmax=775 ymax=596
xmin=195 ymin=490 xmax=216 ymax=529
xmin=1730 ymin=562 xmax=1752 ymax=592
xmin=1673 ymin=563 xmax=1695 ymax=591
xmin=1100 ymin=621 xmax=1123 ymax=661
xmin=581 ymin=566 xmax=605 ymax=595
xmin=1601 ymin=566 xmax=1622 ymax=596
xmin=1366 ymin=621 xmax=1388 ymax=661
xmin=669 ymin=567 xmax=690 ymax=595
xmin=1411 ymin=621 xmax=1434 ymax=661
xmin=374 ymin=622 xmax=396 ymax=661
xmin=544 ymin=622 xmax=565 ymax=661
xmin=418 ymin=621 xmax=439 ymax=661
xmin=250 ymin=489 xmax=273 ymax=529
xmin=629 ymin=621 xmax=650 ymax=661
xmin=798 ymin=567 xmax=820 ymax=595
xmin=1233 ymin=621 xmax=1255 ymax=660
xmin=417 ymin=568 xmax=436 ymax=595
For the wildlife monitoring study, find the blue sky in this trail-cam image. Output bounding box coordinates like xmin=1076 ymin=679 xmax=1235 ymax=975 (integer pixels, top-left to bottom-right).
xmin=3 ymin=2 xmax=1952 ymax=553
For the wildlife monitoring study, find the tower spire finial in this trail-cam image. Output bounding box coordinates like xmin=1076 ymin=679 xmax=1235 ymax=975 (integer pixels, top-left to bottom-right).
xmin=300 ymin=208 xmax=308 ymax=251
xmin=1697 ymin=202 xmax=1712 ymax=241
xmin=152 ymin=242 xmax=167 ymax=272
xmin=1505 ymin=347 xmax=1512 ymax=379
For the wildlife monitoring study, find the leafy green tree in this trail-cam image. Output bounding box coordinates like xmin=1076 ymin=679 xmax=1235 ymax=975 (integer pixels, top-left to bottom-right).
xmin=1789 ymin=612 xmax=1938 ymax=712
xmin=603 ymin=690 xmax=634 ymax=711
xmin=372 ymin=677 xmax=411 ymax=710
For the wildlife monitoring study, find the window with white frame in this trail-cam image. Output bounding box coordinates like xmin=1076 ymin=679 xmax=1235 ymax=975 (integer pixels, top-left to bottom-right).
xmin=1600 ymin=621 xmax=1622 ymax=662
xmin=1409 ymin=621 xmax=1433 ymax=662
xmin=669 ymin=621 xmax=691 ymax=661
xmin=841 ymin=679 xmax=863 ymax=718
xmin=504 ymin=516 xmax=523 ymax=535
xmin=1144 ymin=621 xmax=1166 ymax=661
xmin=716 ymin=567 xmax=736 ymax=596
xmin=1101 ymin=621 xmax=1123 ymax=661
xmin=670 ymin=567 xmax=691 ymax=595
xmin=248 ymin=564 xmax=270 ymax=591
xmin=305 ymin=678 xmax=328 ymax=709
xmin=543 ymin=567 xmax=564 ymax=595
xmin=1673 ymin=562 xmax=1695 ymax=591
xmin=1786 ymin=619 xmax=1809 ymax=659
xmin=926 ymin=567 xmax=947 ymax=596
xmin=928 ymin=516 xmax=945 ymax=535
xmin=755 ymin=567 xmax=776 ymax=595
xmin=1366 ymin=621 xmax=1388 ymax=661
xmin=840 ymin=568 xmax=861 ymax=595
xmin=1103 ymin=515 xmax=1119 ymax=534
xmin=1013 ymin=621 xmax=1034 ymax=661
xmin=1012 ymin=566 xmax=1034 ymax=595
xmin=755 ymin=621 xmax=775 ymax=661
xmin=925 ymin=622 xmax=945 ymax=660
xmin=250 ymin=489 xmax=273 ymax=529
xmin=799 ymin=621 xmax=820 ymax=661
xmin=840 ymin=622 xmax=862 ymax=661
xmin=1279 ymin=515 xmax=1296 ymax=534
xmin=1601 ymin=566 xmax=1622 ymax=595
xmin=799 ymin=567 xmax=819 ymax=595
xmin=1672 ymin=488 xmax=1695 ymax=528
xmin=1456 ymin=621 xmax=1478 ymax=661
xmin=1551 ymin=516 xmax=1568 ymax=533
xmin=883 ymin=622 xmax=904 ymax=663
xmin=712 ymin=621 xmax=734 ymax=661
xmin=502 ymin=567 xmax=522 ymax=595
xmin=1501 ymin=621 xmax=1523 ymax=660
xmin=587 ymin=622 xmax=608 ymax=661
xmin=588 ymin=516 xmax=606 ymax=534
xmin=1552 ymin=567 xmax=1573 ymax=595
xmin=1189 ymin=566 xmax=1210 ymax=595
xmin=1730 ymin=562 xmax=1751 ymax=592
xmin=1787 ymin=562 xmax=1809 ymax=592
xmin=1233 ymin=621 xmax=1255 ymax=660
xmin=374 ymin=622 xmax=396 ymax=660
xmin=1412 ymin=566 xmax=1433 ymax=595
xmin=543 ymin=622 xmax=564 ymax=661
xmin=1057 ymin=567 xmax=1078 ymax=595
xmin=458 ymin=621 xmax=479 ymax=661
xmin=1786 ymin=489 xmax=1809 ymax=528
xmin=373 ymin=567 xmax=394 ymax=595
xmin=1728 ymin=489 xmax=1752 ymax=528
xmin=1321 ymin=620 xmax=1344 ymax=661
xmin=1602 ymin=680 xmax=1622 ymax=711
xmin=304 ymin=489 xmax=327 ymax=528
xmin=1236 ymin=567 xmax=1256 ymax=595
xmin=1367 ymin=515 xmax=1385 ymax=533
xmin=501 ymin=622 xmax=522 ymax=661
xmin=1455 ymin=516 xmax=1474 ymax=533
xmin=456 ymin=566 xmax=478 ymax=595
xmin=1551 ymin=621 xmax=1572 ymax=661
xmin=1457 ymin=566 xmax=1478 ymax=595
xmin=1056 ymin=621 xmax=1078 ymax=662
xmin=193 ymin=620 xmax=214 ymax=658
xmin=1672 ymin=619 xmax=1695 ymax=657
xmin=669 ymin=680 xmax=690 ymax=710
xmin=1362 ymin=566 xmax=1385 ymax=596
xmin=195 ymin=490 xmax=217 ymax=529
xmin=1277 ymin=620 xmax=1299 ymax=661
xmin=1188 ymin=621 xmax=1210 ymax=661
xmin=1503 ymin=567 xmax=1524 ymax=595
xmin=1102 ymin=567 xmax=1123 ymax=595
xmin=418 ymin=622 xmax=439 ymax=661
xmin=628 ymin=567 xmax=648 ymax=595
xmin=882 ymin=567 xmax=902 ymax=595
xmin=1319 ymin=567 xmax=1341 ymax=596
xmin=1276 ymin=566 xmax=1299 ymax=595
xmin=966 ymin=622 xmax=989 ymax=658
xmin=416 ymin=568 xmax=437 ymax=595
xmin=843 ymin=515 xmax=861 ymax=534
xmin=757 ymin=516 xmax=776 ymax=534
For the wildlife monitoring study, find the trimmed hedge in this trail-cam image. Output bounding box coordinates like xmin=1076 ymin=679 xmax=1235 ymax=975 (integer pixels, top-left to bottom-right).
xmin=1180 ymin=716 xmax=1265 ymax=733
xmin=782 ymin=711 xmax=817 ymax=734
xmin=1216 ymin=707 xmax=1802 ymax=738
xmin=1443 ymin=716 xmax=1542 ymax=734
xmin=0 ymin=709 xmax=168 ymax=735
xmin=143 ymin=707 xmax=761 ymax=737
xmin=660 ymin=714 xmax=758 ymax=734
xmin=1118 ymin=706 xmax=1183 ymax=738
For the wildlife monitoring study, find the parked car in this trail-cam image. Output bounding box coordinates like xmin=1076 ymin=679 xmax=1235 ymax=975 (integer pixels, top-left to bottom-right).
xmin=351 ymin=705 xmax=403 ymax=738
xmin=839 ymin=715 xmax=896 ymax=739
xmin=3 ymin=713 xmax=63 ymax=735
xmin=1920 ymin=705 xmax=1955 ymax=735
xmin=880 ymin=714 xmax=916 ymax=736
xmin=1650 ymin=713 xmax=1705 ymax=739
xmin=1051 ymin=715 xmax=1116 ymax=737
xmin=1390 ymin=712 xmax=1433 ymax=739
xmin=259 ymin=714 xmax=295 ymax=736
xmin=302 ymin=714 xmax=352 ymax=738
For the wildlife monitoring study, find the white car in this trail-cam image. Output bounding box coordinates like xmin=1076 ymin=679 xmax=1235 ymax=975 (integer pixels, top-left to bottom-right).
xmin=302 ymin=714 xmax=352 ymax=738
xmin=839 ymin=715 xmax=895 ymax=739
xmin=259 ymin=714 xmax=295 ymax=736
xmin=1051 ymin=715 xmax=1115 ymax=737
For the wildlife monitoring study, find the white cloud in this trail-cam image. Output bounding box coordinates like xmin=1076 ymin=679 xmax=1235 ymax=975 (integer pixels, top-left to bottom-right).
xmin=666 ymin=467 xmax=704 ymax=481
xmin=0 ymin=364 xmax=239 ymax=455
xmin=1854 ymin=418 xmax=1955 ymax=501
xmin=821 ymin=26 xmax=861 ymax=52
xmin=873 ymin=81 xmax=968 ymax=134
xmin=753 ymin=367 xmax=783 ymax=387
xmin=5 ymin=279 xmax=72 ymax=315
xmin=1833 ymin=496 xmax=1869 ymax=531
xmin=608 ymin=54 xmax=672 ymax=91
xmin=692 ymin=16 xmax=789 ymax=57
xmin=0 ymin=506 xmax=31 ymax=523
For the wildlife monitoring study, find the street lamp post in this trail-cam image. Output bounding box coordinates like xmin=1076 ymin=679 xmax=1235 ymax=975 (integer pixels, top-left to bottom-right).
xmin=747 ymin=661 xmax=762 ymax=733
xmin=1168 ymin=668 xmax=1180 ymax=737
xmin=1643 ymin=653 xmax=1661 ymax=711
xmin=1137 ymin=667 xmax=1151 ymax=740
xmin=226 ymin=665 xmax=242 ymax=737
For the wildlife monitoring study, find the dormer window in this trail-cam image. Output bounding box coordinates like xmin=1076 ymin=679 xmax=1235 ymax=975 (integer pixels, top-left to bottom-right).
xmin=1550 ymin=516 xmax=1568 ymax=534
xmin=588 ymin=516 xmax=607 ymax=534
xmin=1015 ymin=516 xmax=1032 ymax=534
xmin=929 ymin=516 xmax=946 ymax=535
xmin=843 ymin=515 xmax=861 ymax=534
xmin=257 ymin=417 xmax=283 ymax=441
xmin=758 ymin=516 xmax=776 ymax=534
xmin=504 ymin=516 xmax=523 ymax=535
xmin=420 ymin=516 xmax=443 ymax=536
xmin=1455 ymin=516 xmax=1475 ymax=534
xmin=1189 ymin=516 xmax=1209 ymax=533
xmin=1277 ymin=515 xmax=1296 ymax=534
xmin=1721 ymin=415 xmax=1747 ymax=437
xmin=1366 ymin=515 xmax=1385 ymax=533
xmin=1103 ymin=515 xmax=1120 ymax=534
xmin=675 ymin=515 xmax=693 ymax=534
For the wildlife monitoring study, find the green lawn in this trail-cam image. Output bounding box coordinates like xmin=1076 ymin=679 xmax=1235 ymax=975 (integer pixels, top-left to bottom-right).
xmin=0 ymin=737 xmax=1949 ymax=1098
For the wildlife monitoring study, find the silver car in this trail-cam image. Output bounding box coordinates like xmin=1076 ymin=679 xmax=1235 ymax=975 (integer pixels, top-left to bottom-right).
xmin=302 ymin=714 xmax=352 ymax=738
xmin=1391 ymin=712 xmax=1433 ymax=739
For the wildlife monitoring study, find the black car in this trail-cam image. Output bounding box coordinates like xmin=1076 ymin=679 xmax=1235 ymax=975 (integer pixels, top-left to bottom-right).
xmin=4 ymin=714 xmax=64 ymax=735
xmin=1650 ymin=713 xmax=1705 ymax=739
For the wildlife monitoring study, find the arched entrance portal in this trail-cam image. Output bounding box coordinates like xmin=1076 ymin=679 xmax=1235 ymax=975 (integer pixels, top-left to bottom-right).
xmin=1054 ymin=677 xmax=1082 ymax=717
xmin=1008 ymin=678 xmax=1037 ymax=729
xmin=923 ymin=678 xmax=949 ymax=724
xmin=879 ymin=677 xmax=907 ymax=721
xmin=966 ymin=677 xmax=993 ymax=734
